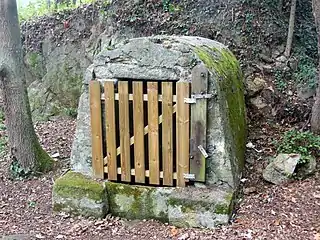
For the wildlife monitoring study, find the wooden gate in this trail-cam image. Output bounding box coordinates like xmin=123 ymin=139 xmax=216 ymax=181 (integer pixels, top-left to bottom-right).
xmin=90 ymin=65 xmax=209 ymax=187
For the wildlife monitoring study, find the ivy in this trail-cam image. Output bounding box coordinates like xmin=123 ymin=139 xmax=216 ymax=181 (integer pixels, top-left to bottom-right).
xmin=275 ymin=130 xmax=320 ymax=164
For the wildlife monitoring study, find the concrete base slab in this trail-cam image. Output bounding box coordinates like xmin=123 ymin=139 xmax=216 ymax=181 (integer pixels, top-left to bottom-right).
xmin=52 ymin=171 xmax=235 ymax=228
xmin=52 ymin=171 xmax=108 ymax=218
xmin=105 ymin=182 xmax=234 ymax=228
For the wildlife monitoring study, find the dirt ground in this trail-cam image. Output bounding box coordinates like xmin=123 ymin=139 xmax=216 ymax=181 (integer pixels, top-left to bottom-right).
xmin=0 ymin=117 xmax=319 ymax=240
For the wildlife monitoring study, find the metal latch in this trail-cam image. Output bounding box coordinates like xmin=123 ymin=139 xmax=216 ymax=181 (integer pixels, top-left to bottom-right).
xmin=184 ymin=93 xmax=213 ymax=104
xmin=198 ymin=145 xmax=209 ymax=158
xmin=184 ymin=173 xmax=196 ymax=180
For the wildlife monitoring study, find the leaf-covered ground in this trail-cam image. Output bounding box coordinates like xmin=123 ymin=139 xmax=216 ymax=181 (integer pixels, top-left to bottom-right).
xmin=0 ymin=116 xmax=319 ymax=240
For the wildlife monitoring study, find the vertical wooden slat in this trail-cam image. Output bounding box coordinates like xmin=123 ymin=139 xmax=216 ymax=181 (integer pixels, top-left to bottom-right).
xmin=176 ymin=82 xmax=190 ymax=187
xmin=147 ymin=82 xmax=160 ymax=185
xmin=190 ymin=64 xmax=208 ymax=182
xmin=118 ymin=81 xmax=131 ymax=182
xmin=89 ymin=81 xmax=104 ymax=179
xmin=162 ymin=82 xmax=173 ymax=186
xmin=104 ymin=81 xmax=117 ymax=181
xmin=133 ymin=81 xmax=145 ymax=183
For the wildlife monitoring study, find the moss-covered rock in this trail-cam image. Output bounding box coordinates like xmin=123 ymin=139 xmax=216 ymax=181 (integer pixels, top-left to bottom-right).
xmin=105 ymin=182 xmax=169 ymax=222
xmin=105 ymin=182 xmax=234 ymax=228
xmin=52 ymin=171 xmax=108 ymax=218
xmin=195 ymin=46 xmax=247 ymax=170
xmin=167 ymin=187 xmax=234 ymax=228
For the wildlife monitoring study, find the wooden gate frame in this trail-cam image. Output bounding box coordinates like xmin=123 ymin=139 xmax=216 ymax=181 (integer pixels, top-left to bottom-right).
xmin=90 ymin=64 xmax=209 ymax=187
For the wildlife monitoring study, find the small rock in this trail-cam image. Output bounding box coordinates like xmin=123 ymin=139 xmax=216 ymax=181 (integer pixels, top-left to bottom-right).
xmin=246 ymin=77 xmax=266 ymax=97
xmin=194 ymin=182 xmax=206 ymax=188
xmin=261 ymin=64 xmax=273 ymax=73
xmin=272 ymin=49 xmax=281 ymax=58
xmin=243 ymin=187 xmax=257 ymax=195
xmin=258 ymin=53 xmax=274 ymax=63
xmin=263 ymin=153 xmax=300 ymax=185
xmin=51 ymin=152 xmax=60 ymax=158
xmin=295 ymin=156 xmax=317 ymax=179
xmin=178 ymin=233 xmax=189 ymax=240
xmin=249 ymin=96 xmax=268 ymax=110
xmin=297 ymin=83 xmax=316 ymax=99
xmin=276 ymin=55 xmax=287 ymax=63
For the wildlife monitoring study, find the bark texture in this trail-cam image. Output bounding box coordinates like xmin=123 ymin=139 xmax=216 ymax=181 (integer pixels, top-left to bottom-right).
xmin=284 ymin=0 xmax=297 ymax=57
xmin=311 ymin=0 xmax=320 ymax=134
xmin=0 ymin=0 xmax=53 ymax=175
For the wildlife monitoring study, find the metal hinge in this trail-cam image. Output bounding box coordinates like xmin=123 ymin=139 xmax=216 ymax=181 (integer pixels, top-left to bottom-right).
xmin=184 ymin=173 xmax=196 ymax=180
xmin=184 ymin=93 xmax=213 ymax=104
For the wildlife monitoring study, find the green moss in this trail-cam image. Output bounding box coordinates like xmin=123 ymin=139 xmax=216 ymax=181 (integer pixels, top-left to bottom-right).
xmin=168 ymin=195 xmax=232 ymax=216
xmin=224 ymin=191 xmax=234 ymax=203
xmin=25 ymin=52 xmax=45 ymax=80
xmin=53 ymin=171 xmax=105 ymax=202
xmin=105 ymin=182 xmax=168 ymax=222
xmin=33 ymin=141 xmax=54 ymax=173
xmin=168 ymin=197 xmax=211 ymax=213
xmin=214 ymin=203 xmax=230 ymax=214
xmin=194 ymin=46 xmax=247 ymax=169
xmin=29 ymin=59 xmax=82 ymax=121
xmin=106 ymin=182 xmax=153 ymax=218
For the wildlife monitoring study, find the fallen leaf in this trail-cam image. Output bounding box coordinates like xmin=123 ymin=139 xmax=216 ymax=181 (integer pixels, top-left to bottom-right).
xmin=35 ymin=234 xmax=45 ymax=239
xmin=314 ymin=193 xmax=320 ymax=199
xmin=178 ymin=233 xmax=189 ymax=240
xmin=170 ymin=226 xmax=178 ymax=237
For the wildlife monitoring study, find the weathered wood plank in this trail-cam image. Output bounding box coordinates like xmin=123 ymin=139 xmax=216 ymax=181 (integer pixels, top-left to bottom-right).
xmin=190 ymin=64 xmax=208 ymax=182
xmin=133 ymin=81 xmax=145 ymax=183
xmin=89 ymin=81 xmax=104 ymax=179
xmin=176 ymin=82 xmax=190 ymax=187
xmin=104 ymin=81 xmax=117 ymax=181
xmin=162 ymin=82 xmax=173 ymax=186
xmin=147 ymin=82 xmax=160 ymax=185
xmin=118 ymin=81 xmax=131 ymax=182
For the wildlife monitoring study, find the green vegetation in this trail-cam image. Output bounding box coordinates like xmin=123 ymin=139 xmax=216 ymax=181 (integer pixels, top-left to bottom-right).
xmin=17 ymin=0 xmax=97 ymax=21
xmin=291 ymin=0 xmax=317 ymax=90
xmin=276 ymin=130 xmax=320 ymax=164
xmin=54 ymin=171 xmax=105 ymax=201
xmin=162 ymin=0 xmax=179 ymax=13
xmin=293 ymin=49 xmax=317 ymax=89
xmin=274 ymin=69 xmax=289 ymax=91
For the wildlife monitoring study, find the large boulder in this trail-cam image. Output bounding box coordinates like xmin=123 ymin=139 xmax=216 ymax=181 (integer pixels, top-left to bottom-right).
xmin=71 ymin=35 xmax=247 ymax=189
xmin=63 ymin=35 xmax=247 ymax=228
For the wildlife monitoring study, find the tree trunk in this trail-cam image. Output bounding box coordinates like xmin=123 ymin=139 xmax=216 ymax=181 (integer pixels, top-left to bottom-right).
xmin=284 ymin=0 xmax=297 ymax=57
xmin=0 ymin=0 xmax=53 ymax=176
xmin=311 ymin=0 xmax=320 ymax=134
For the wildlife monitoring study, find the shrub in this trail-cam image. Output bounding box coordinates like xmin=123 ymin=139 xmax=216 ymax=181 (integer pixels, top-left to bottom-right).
xmin=276 ymin=129 xmax=320 ymax=164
